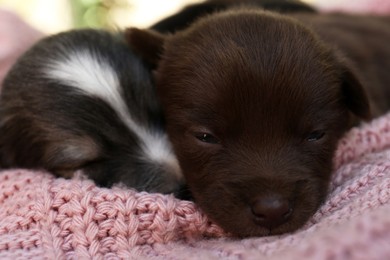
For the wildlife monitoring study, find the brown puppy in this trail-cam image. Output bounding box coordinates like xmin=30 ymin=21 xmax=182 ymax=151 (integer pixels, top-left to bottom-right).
xmin=126 ymin=9 xmax=390 ymax=237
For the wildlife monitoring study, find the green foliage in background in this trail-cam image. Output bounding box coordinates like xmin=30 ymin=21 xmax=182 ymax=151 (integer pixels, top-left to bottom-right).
xmin=70 ymin=0 xmax=130 ymax=29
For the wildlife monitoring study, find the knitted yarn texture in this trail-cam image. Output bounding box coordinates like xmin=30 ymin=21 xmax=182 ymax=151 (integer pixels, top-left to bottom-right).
xmin=1 ymin=112 xmax=390 ymax=259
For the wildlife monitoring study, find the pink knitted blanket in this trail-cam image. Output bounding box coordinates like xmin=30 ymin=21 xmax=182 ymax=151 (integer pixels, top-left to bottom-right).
xmin=1 ymin=111 xmax=390 ymax=259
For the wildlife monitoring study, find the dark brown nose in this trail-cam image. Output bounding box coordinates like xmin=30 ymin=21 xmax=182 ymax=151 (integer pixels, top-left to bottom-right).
xmin=251 ymin=195 xmax=292 ymax=229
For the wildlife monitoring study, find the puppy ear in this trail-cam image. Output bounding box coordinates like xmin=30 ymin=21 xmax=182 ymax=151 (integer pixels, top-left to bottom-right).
xmin=124 ymin=28 xmax=166 ymax=69
xmin=341 ymin=69 xmax=371 ymax=120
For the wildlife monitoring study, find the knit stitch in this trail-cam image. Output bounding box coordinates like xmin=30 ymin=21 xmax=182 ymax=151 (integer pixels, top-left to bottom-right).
xmin=1 ymin=112 xmax=390 ymax=259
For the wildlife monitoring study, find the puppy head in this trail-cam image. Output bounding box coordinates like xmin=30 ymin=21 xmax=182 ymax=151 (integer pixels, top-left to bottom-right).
xmin=126 ymin=10 xmax=370 ymax=237
xmin=0 ymin=29 xmax=184 ymax=196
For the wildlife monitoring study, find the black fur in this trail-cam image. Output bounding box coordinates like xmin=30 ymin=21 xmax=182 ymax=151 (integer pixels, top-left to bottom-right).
xmin=0 ymin=29 xmax=184 ymax=195
xmin=151 ymin=0 xmax=316 ymax=33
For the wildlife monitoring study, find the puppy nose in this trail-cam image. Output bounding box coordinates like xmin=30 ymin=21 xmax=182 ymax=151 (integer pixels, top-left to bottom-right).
xmin=251 ymin=195 xmax=292 ymax=229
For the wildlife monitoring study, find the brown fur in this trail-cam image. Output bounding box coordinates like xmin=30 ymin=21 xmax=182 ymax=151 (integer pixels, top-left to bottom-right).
xmin=126 ymin=9 xmax=390 ymax=237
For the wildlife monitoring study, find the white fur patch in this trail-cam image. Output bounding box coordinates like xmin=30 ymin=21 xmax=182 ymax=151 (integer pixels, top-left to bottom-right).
xmin=43 ymin=49 xmax=182 ymax=180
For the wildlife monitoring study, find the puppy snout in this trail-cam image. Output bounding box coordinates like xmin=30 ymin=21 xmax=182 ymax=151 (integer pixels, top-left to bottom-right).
xmin=251 ymin=195 xmax=292 ymax=229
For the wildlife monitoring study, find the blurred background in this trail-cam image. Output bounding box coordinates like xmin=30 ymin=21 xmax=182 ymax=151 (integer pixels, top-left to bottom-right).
xmin=0 ymin=0 xmax=202 ymax=33
xmin=0 ymin=0 xmax=316 ymax=33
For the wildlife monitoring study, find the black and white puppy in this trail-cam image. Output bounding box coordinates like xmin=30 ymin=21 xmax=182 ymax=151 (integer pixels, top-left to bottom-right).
xmin=0 ymin=29 xmax=184 ymax=195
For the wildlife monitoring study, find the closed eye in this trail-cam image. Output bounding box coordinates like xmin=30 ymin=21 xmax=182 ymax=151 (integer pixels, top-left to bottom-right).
xmin=195 ymin=132 xmax=220 ymax=144
xmin=306 ymin=131 xmax=325 ymax=142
